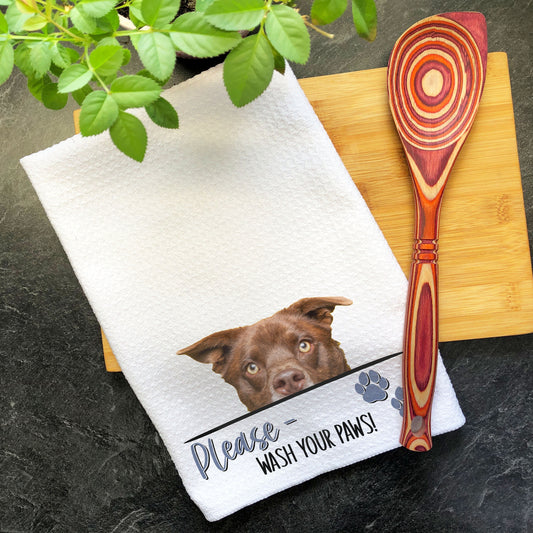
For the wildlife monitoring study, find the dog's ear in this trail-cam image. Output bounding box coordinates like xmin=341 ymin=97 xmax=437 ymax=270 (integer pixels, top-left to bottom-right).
xmin=177 ymin=328 xmax=242 ymax=375
xmin=286 ymin=297 xmax=352 ymax=327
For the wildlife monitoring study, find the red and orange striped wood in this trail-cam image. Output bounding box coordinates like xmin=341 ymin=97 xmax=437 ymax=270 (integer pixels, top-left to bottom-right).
xmin=387 ymin=12 xmax=488 ymax=451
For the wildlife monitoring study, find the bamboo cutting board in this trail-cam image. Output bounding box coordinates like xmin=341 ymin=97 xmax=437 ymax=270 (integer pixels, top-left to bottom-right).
xmin=78 ymin=52 xmax=532 ymax=372
xmin=299 ymin=52 xmax=533 ymax=341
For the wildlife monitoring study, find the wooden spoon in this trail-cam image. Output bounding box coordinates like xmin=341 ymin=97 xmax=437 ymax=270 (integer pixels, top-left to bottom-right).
xmin=387 ymin=12 xmax=487 ymax=451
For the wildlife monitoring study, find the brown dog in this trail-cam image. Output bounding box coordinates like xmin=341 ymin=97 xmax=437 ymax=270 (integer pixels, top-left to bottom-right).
xmin=177 ymin=297 xmax=352 ymax=411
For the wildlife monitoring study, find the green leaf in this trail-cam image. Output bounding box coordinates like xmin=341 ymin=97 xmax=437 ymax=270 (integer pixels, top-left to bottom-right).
xmin=95 ymin=38 xmax=129 ymax=65
xmin=136 ymin=67 xmax=170 ymax=85
xmin=77 ymin=0 xmax=115 ymax=18
xmin=49 ymin=62 xmax=63 ymax=77
xmin=70 ymin=5 xmax=97 ymax=33
xmin=0 ymin=10 xmax=9 ymax=32
xmin=29 ymin=41 xmax=52 ymax=78
xmin=145 ymin=97 xmax=179 ymax=128
xmin=129 ymin=0 xmax=145 ymax=26
xmin=27 ymin=73 xmax=50 ymax=101
xmin=128 ymin=13 xmax=144 ymax=28
xmin=97 ymin=36 xmax=120 ymax=47
xmin=204 ymin=0 xmax=265 ymax=31
xmin=72 ymin=84 xmax=93 ymax=105
xmin=92 ymin=9 xmax=120 ymax=34
xmin=0 ymin=41 xmax=14 ymax=85
xmin=134 ymin=32 xmax=175 ymax=82
xmin=195 ymin=0 xmax=214 ymax=12
xmin=5 ymin=2 xmax=32 ymax=32
xmin=79 ymin=90 xmax=119 ymax=135
xmin=141 ymin=0 xmax=180 ymax=27
xmin=14 ymin=44 xmax=33 ymax=76
xmin=65 ymin=47 xmax=80 ymax=64
xmin=57 ymin=63 xmax=93 ymax=93
xmin=109 ymin=110 xmax=147 ymax=162
xmin=42 ymin=82 xmax=68 ymax=109
xmin=15 ymin=0 xmax=36 ymax=14
xmin=51 ymin=43 xmax=73 ymax=69
xmin=311 ymin=0 xmax=347 ymax=25
xmin=22 ymin=12 xmax=47 ymax=30
xmin=351 ymin=0 xmax=376 ymax=41
xmin=223 ymin=31 xmax=273 ymax=107
xmin=170 ymin=12 xmax=241 ymax=58
xmin=265 ymin=5 xmax=310 ymax=64
xmin=89 ymin=45 xmax=123 ymax=77
xmin=110 ymin=74 xmax=161 ymax=107
xmin=53 ymin=12 xmax=69 ymax=29
xmin=128 ymin=0 xmax=170 ymax=28
xmin=271 ymin=45 xmax=285 ymax=75
xmin=122 ymin=47 xmax=131 ymax=66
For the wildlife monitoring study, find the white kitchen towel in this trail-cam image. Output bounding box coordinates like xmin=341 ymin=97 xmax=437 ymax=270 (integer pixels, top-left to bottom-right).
xmin=20 ymin=63 xmax=464 ymax=521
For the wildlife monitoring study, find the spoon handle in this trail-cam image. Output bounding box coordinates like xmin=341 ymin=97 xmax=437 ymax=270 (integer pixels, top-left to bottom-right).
xmin=400 ymin=193 xmax=442 ymax=451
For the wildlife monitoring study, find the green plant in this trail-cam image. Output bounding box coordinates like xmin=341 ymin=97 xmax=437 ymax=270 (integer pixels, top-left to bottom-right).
xmin=0 ymin=0 xmax=377 ymax=161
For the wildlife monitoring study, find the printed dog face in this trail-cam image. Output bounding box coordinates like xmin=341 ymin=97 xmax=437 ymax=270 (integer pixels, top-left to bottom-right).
xmin=177 ymin=297 xmax=352 ymax=411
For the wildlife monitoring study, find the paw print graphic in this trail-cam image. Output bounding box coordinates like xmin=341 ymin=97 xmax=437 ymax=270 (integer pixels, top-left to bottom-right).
xmin=391 ymin=386 xmax=404 ymax=417
xmin=355 ymin=370 xmax=389 ymax=403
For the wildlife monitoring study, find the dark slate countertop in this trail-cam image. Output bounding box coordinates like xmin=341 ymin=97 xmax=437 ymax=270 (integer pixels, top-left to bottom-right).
xmin=1 ymin=1 xmax=531 ymax=531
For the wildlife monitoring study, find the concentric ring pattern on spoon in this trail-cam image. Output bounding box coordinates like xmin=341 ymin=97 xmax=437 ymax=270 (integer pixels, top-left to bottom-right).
xmin=388 ymin=16 xmax=485 ymax=152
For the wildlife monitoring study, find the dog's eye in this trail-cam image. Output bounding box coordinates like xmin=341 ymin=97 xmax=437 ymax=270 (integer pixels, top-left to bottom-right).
xmin=246 ymin=362 xmax=259 ymax=375
xmin=299 ymin=340 xmax=312 ymax=353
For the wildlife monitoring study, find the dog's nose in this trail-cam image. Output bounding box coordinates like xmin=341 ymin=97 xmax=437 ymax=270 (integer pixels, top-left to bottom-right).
xmin=273 ymin=369 xmax=306 ymax=396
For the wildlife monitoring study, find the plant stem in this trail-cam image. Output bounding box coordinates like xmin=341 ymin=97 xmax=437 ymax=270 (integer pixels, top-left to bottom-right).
xmin=302 ymin=17 xmax=335 ymax=39
xmin=113 ymin=30 xmax=155 ymax=37
xmin=46 ymin=17 xmax=84 ymax=43
xmin=261 ymin=0 xmax=273 ymax=29
xmin=35 ymin=0 xmax=68 ymax=15
xmin=85 ymin=45 xmax=111 ymax=94
xmin=8 ymin=34 xmax=60 ymax=41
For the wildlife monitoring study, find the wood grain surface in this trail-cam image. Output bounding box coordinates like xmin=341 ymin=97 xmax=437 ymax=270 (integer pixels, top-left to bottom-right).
xmin=85 ymin=52 xmax=532 ymax=372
